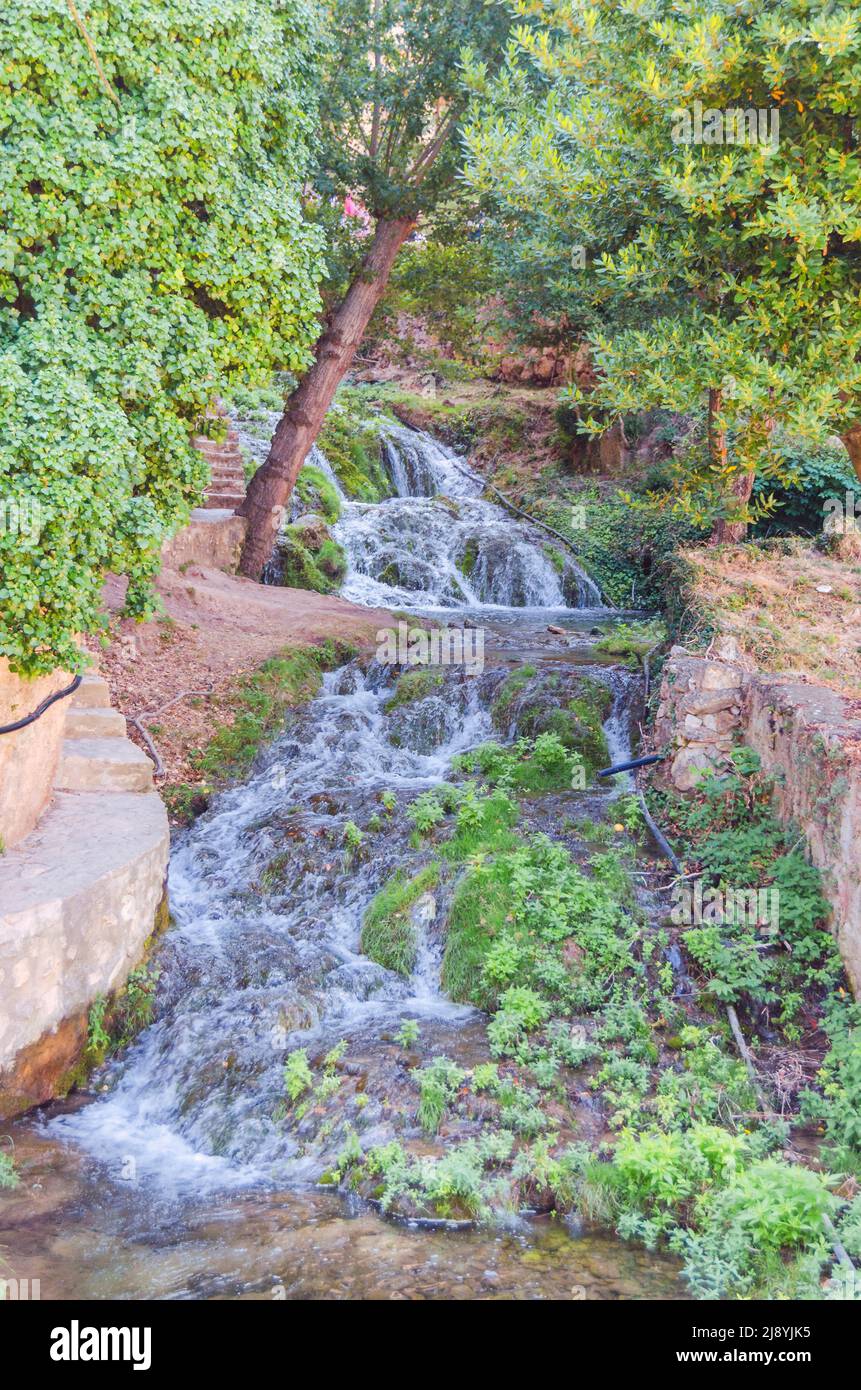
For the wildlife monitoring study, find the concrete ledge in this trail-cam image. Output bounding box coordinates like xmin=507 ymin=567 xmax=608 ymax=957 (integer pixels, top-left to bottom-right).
xmin=0 ymin=790 xmax=169 ymax=1116
xmin=162 ymin=508 xmax=247 ymax=573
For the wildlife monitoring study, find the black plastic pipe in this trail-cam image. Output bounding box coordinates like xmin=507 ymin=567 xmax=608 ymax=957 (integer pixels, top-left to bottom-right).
xmin=596 ymin=751 xmax=665 ymax=779
xmin=0 ymin=674 xmax=82 ymax=736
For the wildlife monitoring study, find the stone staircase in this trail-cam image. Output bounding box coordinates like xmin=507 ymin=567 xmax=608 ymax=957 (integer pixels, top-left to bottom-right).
xmin=193 ymin=410 xmax=247 ymax=511
xmin=55 ymin=673 xmax=153 ymax=793
xmin=0 ymin=669 xmax=169 ymax=1117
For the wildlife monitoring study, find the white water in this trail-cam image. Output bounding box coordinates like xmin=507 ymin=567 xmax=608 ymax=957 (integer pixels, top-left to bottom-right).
xmin=52 ymin=417 xmax=622 ymax=1196
xmin=335 ymin=422 xmax=603 ymax=610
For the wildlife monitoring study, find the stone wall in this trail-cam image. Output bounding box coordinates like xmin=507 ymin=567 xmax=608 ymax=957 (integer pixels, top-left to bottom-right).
xmin=161 ymin=508 xmax=247 ymax=573
xmin=654 ymin=644 xmax=861 ymax=995
xmin=0 ymin=658 xmax=71 ymax=849
xmin=0 ymin=789 xmax=169 ymax=1117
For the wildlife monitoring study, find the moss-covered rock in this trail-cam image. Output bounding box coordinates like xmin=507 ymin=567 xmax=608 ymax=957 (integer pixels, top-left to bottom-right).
xmin=294 ymin=466 xmax=341 ymax=522
xmin=384 ymin=668 xmax=445 ymax=712
xmin=491 ymin=665 xmax=611 ymax=774
xmin=361 ymin=863 xmax=441 ymax=976
xmin=275 ymin=519 xmax=348 ymax=594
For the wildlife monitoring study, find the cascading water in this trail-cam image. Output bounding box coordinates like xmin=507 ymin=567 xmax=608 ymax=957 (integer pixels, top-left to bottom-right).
xmin=334 ymin=421 xmax=603 ymax=610
xmin=0 ymin=411 xmax=683 ymax=1300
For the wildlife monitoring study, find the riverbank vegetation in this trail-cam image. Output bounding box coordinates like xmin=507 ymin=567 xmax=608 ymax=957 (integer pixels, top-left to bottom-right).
xmin=315 ymin=720 xmax=861 ymax=1300
xmin=164 ymin=641 xmax=354 ymax=823
xmin=4 ymin=0 xmax=861 ymax=1308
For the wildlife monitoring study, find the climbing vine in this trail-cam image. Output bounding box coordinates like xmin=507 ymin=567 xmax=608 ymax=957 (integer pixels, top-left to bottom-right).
xmin=0 ymin=0 xmax=324 ymax=675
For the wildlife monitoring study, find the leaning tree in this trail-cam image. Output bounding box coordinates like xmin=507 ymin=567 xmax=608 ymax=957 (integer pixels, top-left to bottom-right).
xmin=238 ymin=0 xmax=511 ymax=578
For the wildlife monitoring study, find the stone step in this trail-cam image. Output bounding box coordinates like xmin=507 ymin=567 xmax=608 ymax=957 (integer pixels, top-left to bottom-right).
xmin=55 ymin=738 xmax=153 ymax=793
xmin=204 ymin=491 xmax=246 ymax=509
xmin=197 ymin=446 xmax=243 ymax=464
xmin=208 ymin=478 xmax=245 ymax=493
xmin=65 ymin=706 xmax=127 ymax=739
xmin=71 ymin=673 xmax=110 ymax=708
xmin=208 ymin=467 xmax=246 ymax=483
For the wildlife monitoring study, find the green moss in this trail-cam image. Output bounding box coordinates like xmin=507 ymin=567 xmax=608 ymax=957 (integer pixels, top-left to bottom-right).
xmin=294 ymin=465 xmax=342 ymax=522
xmin=317 ymin=390 xmax=392 ymax=500
xmin=361 ymin=863 xmax=441 ymax=976
xmin=491 ymin=667 xmax=611 ymax=775
xmin=316 ymin=537 xmax=348 ymax=584
xmin=165 ymin=643 xmax=354 ymax=822
xmin=491 ymin=665 xmax=537 ymax=725
xmin=277 ymin=528 xmax=344 ymax=594
xmin=384 ymin=668 xmax=444 ymax=712
xmin=459 ymin=538 xmax=479 ymax=576
xmin=441 ymin=860 xmax=510 ymax=1008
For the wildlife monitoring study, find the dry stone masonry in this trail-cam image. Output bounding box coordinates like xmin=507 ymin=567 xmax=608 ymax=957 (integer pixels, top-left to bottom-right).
xmin=654 ymin=643 xmax=861 ymax=996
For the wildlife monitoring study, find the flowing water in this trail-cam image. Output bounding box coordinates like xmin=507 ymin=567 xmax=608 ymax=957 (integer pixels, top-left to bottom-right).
xmin=0 ymin=419 xmax=684 ymax=1300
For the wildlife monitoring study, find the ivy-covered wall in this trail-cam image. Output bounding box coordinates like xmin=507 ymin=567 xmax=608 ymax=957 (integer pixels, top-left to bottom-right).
xmin=0 ymin=0 xmax=324 ymax=676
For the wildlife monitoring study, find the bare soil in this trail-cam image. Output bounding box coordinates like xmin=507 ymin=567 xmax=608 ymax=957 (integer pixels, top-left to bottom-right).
xmin=87 ymin=564 xmax=393 ymax=785
xmin=681 ymin=541 xmax=861 ymax=701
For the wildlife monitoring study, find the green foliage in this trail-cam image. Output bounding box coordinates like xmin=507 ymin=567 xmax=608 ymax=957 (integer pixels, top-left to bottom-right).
xmin=539 ymin=487 xmax=704 ymax=610
xmin=343 ymin=820 xmax=364 ymax=850
xmin=0 ymin=1150 xmax=19 ymax=1189
xmin=453 ymin=733 xmax=585 ymax=794
xmin=284 ymin=1048 xmax=313 ymax=1103
xmin=406 ymin=791 xmax=446 ymax=834
xmin=113 ymin=965 xmax=160 ymax=1049
xmin=0 ymin=0 xmax=323 ymax=674
xmin=752 ymin=440 xmax=857 ymax=538
xmin=361 ymin=862 xmax=440 ymax=976
xmin=416 ymin=1056 xmax=465 ymax=1134
xmin=311 ymin=0 xmax=510 ymax=240
xmin=394 ymin=1019 xmax=420 ymax=1050
xmin=443 ymin=830 xmax=635 ymax=1017
xmin=371 ymin=235 xmax=496 ymax=363
xmin=801 ymin=997 xmax=861 ymax=1175
xmin=652 ymin=751 xmax=837 ymax=1020
xmin=87 ymin=994 xmax=111 ymax=1056
xmin=464 ymin=0 xmax=861 ymax=525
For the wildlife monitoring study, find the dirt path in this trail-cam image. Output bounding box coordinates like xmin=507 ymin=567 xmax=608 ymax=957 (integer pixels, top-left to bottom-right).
xmin=89 ymin=564 xmax=393 ymax=785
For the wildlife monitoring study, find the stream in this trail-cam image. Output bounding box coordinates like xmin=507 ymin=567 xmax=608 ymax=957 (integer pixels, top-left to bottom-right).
xmin=0 ymin=419 xmax=686 ymax=1300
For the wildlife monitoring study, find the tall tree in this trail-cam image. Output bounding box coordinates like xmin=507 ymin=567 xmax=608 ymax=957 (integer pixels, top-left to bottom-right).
xmin=464 ymin=0 xmax=861 ymax=542
xmin=239 ymin=0 xmax=511 ymax=578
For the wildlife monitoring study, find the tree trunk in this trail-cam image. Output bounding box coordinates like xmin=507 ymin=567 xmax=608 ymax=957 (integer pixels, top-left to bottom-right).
xmin=708 ymin=386 xmax=754 ymax=544
xmin=842 ymin=422 xmax=861 ymax=485
xmin=238 ymin=215 xmax=416 ymax=579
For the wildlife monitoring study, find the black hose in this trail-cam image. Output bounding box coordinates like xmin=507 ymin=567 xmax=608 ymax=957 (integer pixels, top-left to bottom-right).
xmin=597 ymin=752 xmax=665 ymax=778
xmin=0 ymin=674 xmax=82 ymax=736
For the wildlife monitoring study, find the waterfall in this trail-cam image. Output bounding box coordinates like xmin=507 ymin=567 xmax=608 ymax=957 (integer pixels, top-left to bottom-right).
xmin=317 ymin=418 xmax=605 ymax=610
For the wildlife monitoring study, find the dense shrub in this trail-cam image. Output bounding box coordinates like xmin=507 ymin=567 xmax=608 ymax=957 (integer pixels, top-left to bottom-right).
xmin=0 ymin=0 xmax=323 ymax=674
